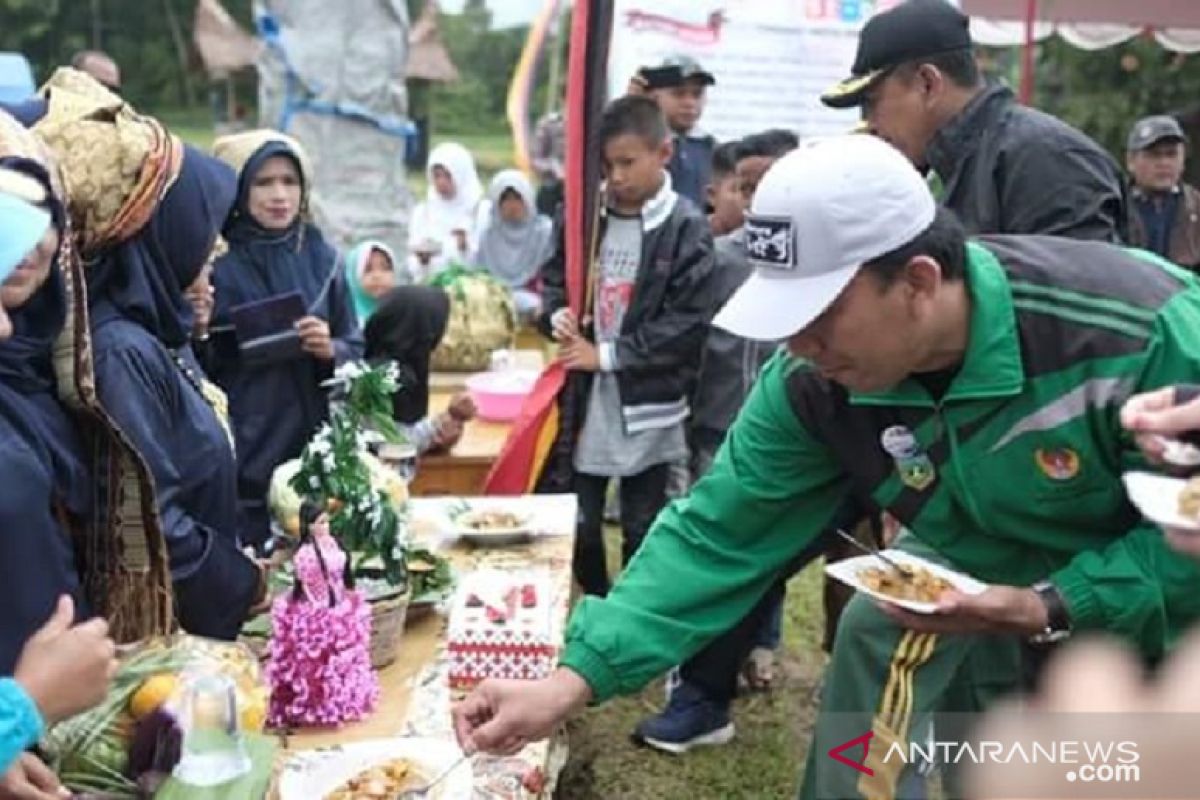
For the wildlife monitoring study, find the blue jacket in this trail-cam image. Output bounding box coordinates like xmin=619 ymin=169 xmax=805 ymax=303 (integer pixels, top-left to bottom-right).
xmin=668 ymin=132 xmax=716 ymax=211
xmin=207 ymin=140 xmax=363 ymax=546
xmin=89 ymin=146 xmax=259 ymax=639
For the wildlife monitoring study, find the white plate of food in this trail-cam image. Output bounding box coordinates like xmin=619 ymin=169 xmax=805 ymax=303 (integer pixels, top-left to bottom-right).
xmin=452 ymin=506 xmax=534 ymax=546
xmin=1123 ymin=471 xmax=1200 ymax=533
xmin=825 ymin=550 xmax=988 ymax=614
xmin=277 ymin=737 xmax=471 ymax=800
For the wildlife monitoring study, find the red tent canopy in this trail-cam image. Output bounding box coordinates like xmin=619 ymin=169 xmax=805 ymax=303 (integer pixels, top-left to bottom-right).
xmin=962 ymin=0 xmax=1200 ymax=28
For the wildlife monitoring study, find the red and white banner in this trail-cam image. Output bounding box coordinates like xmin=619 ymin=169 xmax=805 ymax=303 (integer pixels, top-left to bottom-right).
xmin=607 ymin=0 xmax=907 ymax=142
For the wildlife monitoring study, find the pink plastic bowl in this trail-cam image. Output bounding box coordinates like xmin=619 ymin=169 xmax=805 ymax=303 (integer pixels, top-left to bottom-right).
xmin=465 ymin=370 xmax=538 ymax=422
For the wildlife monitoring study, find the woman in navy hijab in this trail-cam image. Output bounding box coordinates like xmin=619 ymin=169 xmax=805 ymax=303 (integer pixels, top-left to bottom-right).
xmin=0 ymin=160 xmax=91 ymax=672
xmin=208 ymin=133 xmax=362 ymax=548
xmin=88 ymin=145 xmax=264 ymax=640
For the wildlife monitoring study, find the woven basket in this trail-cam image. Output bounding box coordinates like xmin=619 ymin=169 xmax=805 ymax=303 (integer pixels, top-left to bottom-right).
xmin=368 ymin=587 xmax=411 ymax=670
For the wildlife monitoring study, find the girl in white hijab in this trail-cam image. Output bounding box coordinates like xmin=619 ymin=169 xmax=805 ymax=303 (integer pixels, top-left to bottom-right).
xmin=475 ymin=169 xmax=553 ymax=317
xmin=408 ymin=142 xmax=488 ymax=280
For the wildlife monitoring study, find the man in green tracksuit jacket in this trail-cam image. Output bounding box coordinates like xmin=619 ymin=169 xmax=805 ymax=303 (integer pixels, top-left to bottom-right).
xmin=452 ymin=136 xmax=1200 ymax=799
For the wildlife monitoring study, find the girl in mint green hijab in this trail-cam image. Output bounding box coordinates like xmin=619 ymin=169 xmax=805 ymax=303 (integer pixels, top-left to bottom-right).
xmin=344 ymin=240 xmax=402 ymax=325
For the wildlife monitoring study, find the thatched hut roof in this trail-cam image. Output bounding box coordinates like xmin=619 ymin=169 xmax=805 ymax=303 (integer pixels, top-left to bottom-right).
xmin=193 ymin=0 xmax=262 ymax=78
xmin=407 ymin=0 xmax=460 ymax=83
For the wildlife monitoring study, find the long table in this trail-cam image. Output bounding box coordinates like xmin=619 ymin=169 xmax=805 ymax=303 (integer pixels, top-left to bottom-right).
xmin=411 ymin=349 xmax=547 ymax=497
xmin=277 ymin=494 xmax=577 ymax=798
xmin=408 ymin=392 xmax=514 ymax=497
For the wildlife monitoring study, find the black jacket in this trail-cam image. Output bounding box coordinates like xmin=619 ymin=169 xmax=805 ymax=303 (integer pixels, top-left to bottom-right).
xmin=538 ymin=181 xmax=715 ymax=436
xmin=691 ymin=228 xmax=777 ymax=452
xmin=928 ymin=85 xmax=1129 ymax=242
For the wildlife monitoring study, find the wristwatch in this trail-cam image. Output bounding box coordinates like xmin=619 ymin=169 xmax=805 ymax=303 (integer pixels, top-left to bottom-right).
xmin=1029 ymin=580 xmax=1072 ymax=644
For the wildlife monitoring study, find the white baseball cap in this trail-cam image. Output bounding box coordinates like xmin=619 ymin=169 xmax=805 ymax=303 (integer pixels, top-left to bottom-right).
xmin=713 ymin=135 xmax=936 ymax=341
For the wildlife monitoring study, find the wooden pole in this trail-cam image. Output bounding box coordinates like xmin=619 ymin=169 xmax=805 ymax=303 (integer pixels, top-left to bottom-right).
xmin=1019 ymin=0 xmax=1037 ymax=104
xmin=161 ymin=0 xmax=197 ymax=107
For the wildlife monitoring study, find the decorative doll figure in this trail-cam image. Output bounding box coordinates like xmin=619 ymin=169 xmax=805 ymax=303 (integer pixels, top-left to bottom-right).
xmin=266 ymin=501 xmax=378 ymax=727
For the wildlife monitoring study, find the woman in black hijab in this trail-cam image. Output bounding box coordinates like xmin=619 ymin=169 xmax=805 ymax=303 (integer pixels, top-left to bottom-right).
xmin=88 ymin=145 xmax=264 ymax=640
xmin=0 ymin=158 xmax=91 ymax=672
xmin=208 ymin=135 xmax=363 ymax=548
xmin=364 ymin=286 xmax=475 ymax=454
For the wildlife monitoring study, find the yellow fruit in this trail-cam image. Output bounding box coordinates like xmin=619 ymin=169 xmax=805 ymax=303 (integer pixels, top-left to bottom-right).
xmin=284 ymin=514 xmax=300 ymax=536
xmin=238 ymin=687 xmax=268 ymax=732
xmin=129 ymin=673 xmax=179 ymax=720
xmin=327 ymin=497 xmax=344 ymax=514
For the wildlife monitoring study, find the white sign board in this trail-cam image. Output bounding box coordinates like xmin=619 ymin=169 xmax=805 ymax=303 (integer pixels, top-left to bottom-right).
xmin=607 ymin=0 xmax=907 ymax=142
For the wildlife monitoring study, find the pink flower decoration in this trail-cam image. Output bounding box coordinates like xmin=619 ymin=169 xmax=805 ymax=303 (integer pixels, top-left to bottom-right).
xmin=266 ymin=537 xmax=379 ymax=728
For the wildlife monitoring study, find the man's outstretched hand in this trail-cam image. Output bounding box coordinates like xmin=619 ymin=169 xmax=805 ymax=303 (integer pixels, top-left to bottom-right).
xmin=451 ymin=669 xmax=593 ymax=756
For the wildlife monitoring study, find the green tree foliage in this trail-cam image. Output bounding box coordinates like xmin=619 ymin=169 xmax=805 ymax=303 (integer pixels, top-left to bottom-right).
xmin=0 ymin=0 xmax=255 ymax=110
xmin=1034 ymin=37 xmax=1200 ymax=161
xmin=426 ymin=1 xmax=527 ymax=135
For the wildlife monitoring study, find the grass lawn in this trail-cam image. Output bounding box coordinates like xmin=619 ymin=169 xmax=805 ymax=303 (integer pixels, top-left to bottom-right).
xmin=158 ymin=107 xmax=219 ymax=152
xmin=157 ymin=105 xmax=516 ymax=191
xmin=431 ymin=130 xmax=517 ymax=177
xmin=555 ymin=530 xmax=829 ymax=799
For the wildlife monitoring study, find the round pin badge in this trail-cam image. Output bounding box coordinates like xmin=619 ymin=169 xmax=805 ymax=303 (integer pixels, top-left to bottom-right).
xmin=880 ymin=425 xmax=919 ymax=460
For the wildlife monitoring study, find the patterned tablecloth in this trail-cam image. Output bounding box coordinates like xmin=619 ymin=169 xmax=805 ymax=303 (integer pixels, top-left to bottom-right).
xmin=277 ymin=494 xmax=577 ymax=799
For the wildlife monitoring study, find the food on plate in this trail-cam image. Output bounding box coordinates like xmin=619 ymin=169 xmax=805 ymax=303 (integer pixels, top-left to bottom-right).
xmin=458 ymin=509 xmax=526 ymax=531
xmin=1178 ymin=476 xmax=1200 ymax=520
xmin=858 ymin=564 xmax=953 ymax=604
xmin=324 ymin=757 xmax=422 ymax=799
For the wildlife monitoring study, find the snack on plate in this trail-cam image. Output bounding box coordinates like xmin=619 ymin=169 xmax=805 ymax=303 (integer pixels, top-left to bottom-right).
xmin=858 ymin=564 xmax=953 ymax=604
xmin=1178 ymin=476 xmax=1200 ymax=520
xmin=325 ymin=757 xmax=423 ymax=799
xmin=448 ymin=570 xmax=556 ymax=690
xmin=457 ymin=509 xmax=527 ymax=532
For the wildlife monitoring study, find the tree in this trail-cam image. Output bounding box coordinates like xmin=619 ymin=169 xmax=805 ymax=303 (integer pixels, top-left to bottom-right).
xmin=1034 ymin=37 xmax=1200 ymax=164
xmin=0 ymin=0 xmax=255 ymax=110
xmin=425 ymin=4 xmax=527 ymax=134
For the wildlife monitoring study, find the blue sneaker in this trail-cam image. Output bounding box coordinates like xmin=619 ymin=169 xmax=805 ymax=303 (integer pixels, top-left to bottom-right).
xmin=633 ymin=681 xmax=735 ymax=754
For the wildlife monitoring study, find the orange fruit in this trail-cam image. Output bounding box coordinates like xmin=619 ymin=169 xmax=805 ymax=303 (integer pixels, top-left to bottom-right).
xmin=129 ymin=673 xmax=179 ymax=720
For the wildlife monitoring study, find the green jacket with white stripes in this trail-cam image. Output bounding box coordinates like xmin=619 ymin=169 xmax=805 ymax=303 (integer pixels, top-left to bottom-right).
xmin=561 ymin=235 xmax=1200 ymax=702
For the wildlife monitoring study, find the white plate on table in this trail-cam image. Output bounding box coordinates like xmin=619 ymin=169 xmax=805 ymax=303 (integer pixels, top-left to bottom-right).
xmin=825 ymin=550 xmax=988 ymax=614
xmin=278 ymin=736 xmax=471 ymax=799
xmin=451 ymin=507 xmax=535 ymax=547
xmin=1123 ymin=471 xmax=1200 ymax=533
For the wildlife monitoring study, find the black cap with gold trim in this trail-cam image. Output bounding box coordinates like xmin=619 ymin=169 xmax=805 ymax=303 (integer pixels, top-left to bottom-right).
xmin=821 ymin=0 xmax=972 ymax=109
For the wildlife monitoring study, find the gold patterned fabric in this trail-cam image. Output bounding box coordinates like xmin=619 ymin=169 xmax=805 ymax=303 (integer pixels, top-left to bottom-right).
xmin=212 ymin=128 xmax=314 ymax=202
xmin=0 ymin=108 xmax=175 ymax=643
xmin=32 ymin=68 xmax=183 ymax=259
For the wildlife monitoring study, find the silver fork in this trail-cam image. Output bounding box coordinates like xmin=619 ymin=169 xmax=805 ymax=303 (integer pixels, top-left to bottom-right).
xmin=835 ymin=528 xmax=911 ymax=580
xmin=396 ymin=752 xmax=471 ymax=799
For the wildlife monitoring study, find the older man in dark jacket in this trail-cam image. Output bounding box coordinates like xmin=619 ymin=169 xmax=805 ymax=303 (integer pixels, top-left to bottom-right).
xmin=1126 ymin=115 xmax=1200 ymax=270
xmin=823 ymin=0 xmax=1128 ymax=243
